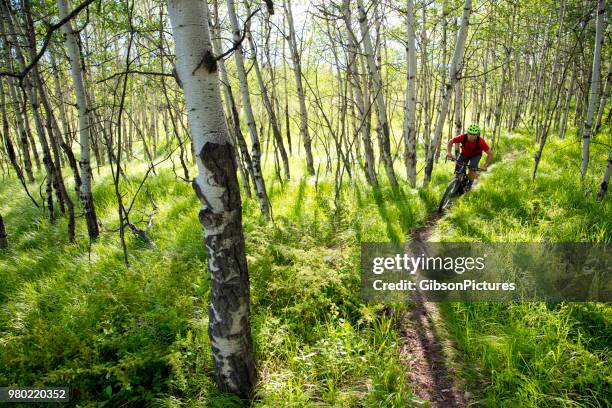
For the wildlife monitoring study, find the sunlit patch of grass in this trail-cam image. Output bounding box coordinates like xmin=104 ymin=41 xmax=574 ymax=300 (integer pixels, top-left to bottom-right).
xmin=434 ymin=130 xmax=612 ymax=407
xmin=1 ymin=144 xmax=441 ymax=405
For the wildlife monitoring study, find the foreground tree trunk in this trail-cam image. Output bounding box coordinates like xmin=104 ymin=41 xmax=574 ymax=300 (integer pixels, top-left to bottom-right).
xmin=166 ymin=0 xmax=257 ymax=399
xmin=581 ymin=0 xmax=605 ymax=177
xmin=423 ymin=0 xmax=472 ymax=186
xmin=58 ymin=0 xmax=99 ymax=239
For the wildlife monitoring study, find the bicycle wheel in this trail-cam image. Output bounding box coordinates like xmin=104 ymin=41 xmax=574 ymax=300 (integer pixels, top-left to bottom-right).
xmin=438 ymin=178 xmax=459 ymax=213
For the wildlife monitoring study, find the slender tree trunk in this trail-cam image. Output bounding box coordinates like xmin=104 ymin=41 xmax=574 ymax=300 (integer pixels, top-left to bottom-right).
xmin=166 ymin=0 xmax=257 ymax=398
xmin=19 ymin=0 xmax=77 ymax=240
xmin=403 ymin=0 xmax=417 ymax=186
xmin=281 ymin=17 xmax=292 ymax=156
xmin=356 ymin=0 xmax=398 ymax=187
xmin=0 ymin=212 xmax=6 ymax=249
xmin=226 ymin=0 xmax=271 ymax=217
xmin=50 ymin=48 xmax=82 ymax=192
xmin=597 ymin=151 xmax=612 ymax=201
xmin=58 ymin=0 xmax=99 ymax=239
xmin=343 ymin=0 xmax=376 ymax=184
xmin=533 ymin=0 xmax=566 ymax=179
xmin=244 ymin=3 xmax=289 ymax=181
xmin=5 ymin=75 xmax=34 ymax=183
xmin=423 ymin=0 xmax=472 ymax=185
xmin=285 ymin=0 xmax=315 ymax=175
xmin=559 ymin=62 xmax=576 ymax=139
xmin=420 ymin=3 xmax=432 ymax=162
xmin=1 ymin=4 xmax=55 ymax=223
xmin=211 ymin=0 xmax=253 ymax=197
xmin=595 ymin=53 xmax=612 ymax=134
xmin=453 ymin=16 xmax=462 ymax=156
xmin=581 ymin=0 xmax=606 ymax=177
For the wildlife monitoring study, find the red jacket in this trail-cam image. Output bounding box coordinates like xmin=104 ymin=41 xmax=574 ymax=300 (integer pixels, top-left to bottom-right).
xmin=452 ymin=133 xmax=490 ymax=157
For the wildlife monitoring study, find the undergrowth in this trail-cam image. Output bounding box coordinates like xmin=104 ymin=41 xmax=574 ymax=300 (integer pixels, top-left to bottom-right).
xmin=0 ymin=148 xmax=445 ymax=407
xmin=433 ymin=129 xmax=612 ymax=407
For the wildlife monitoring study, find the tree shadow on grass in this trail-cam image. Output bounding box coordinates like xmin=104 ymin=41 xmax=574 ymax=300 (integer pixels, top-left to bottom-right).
xmin=371 ymin=183 xmax=417 ymax=243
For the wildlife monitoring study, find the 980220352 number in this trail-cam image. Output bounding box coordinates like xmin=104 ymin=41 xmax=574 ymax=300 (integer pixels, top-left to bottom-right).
xmin=0 ymin=387 xmax=69 ymax=402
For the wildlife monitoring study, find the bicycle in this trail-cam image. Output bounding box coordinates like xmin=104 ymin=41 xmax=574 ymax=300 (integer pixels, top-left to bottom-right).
xmin=437 ymin=156 xmax=485 ymax=213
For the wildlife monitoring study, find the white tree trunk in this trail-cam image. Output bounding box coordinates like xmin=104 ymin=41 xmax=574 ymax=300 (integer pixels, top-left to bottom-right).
xmin=423 ymin=0 xmax=472 ymax=186
xmin=403 ymin=0 xmax=417 ymax=186
xmin=559 ymin=62 xmax=576 ymax=139
xmin=4 ymin=73 xmax=34 ymax=183
xmin=211 ymin=0 xmax=253 ymax=197
xmin=243 ymin=2 xmax=290 ymax=180
xmin=356 ymin=0 xmax=398 ymax=186
xmin=533 ymin=0 xmax=565 ymax=179
xmin=58 ymin=0 xmax=99 ymax=239
xmin=226 ymin=0 xmax=270 ymax=217
xmin=166 ymin=0 xmax=257 ymax=398
xmin=595 ymin=53 xmax=612 ymax=134
xmin=581 ymin=0 xmax=606 ymax=177
xmin=343 ymin=0 xmax=377 ymax=185
xmin=285 ymin=0 xmax=315 ymax=175
xmin=598 ymin=151 xmax=612 ymax=200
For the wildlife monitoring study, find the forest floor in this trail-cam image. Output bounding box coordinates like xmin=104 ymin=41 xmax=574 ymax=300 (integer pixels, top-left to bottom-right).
xmin=1 ymin=131 xmax=611 ymax=407
xmin=398 ymin=152 xmax=514 ymax=408
xmin=405 ymin=131 xmax=611 ymax=407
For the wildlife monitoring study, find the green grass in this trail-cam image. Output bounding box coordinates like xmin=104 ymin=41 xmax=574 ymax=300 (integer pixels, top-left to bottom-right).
xmin=1 ymin=128 xmax=610 ymax=407
xmin=0 ymin=143 xmax=451 ymax=407
xmin=432 ymin=129 xmax=612 ymax=407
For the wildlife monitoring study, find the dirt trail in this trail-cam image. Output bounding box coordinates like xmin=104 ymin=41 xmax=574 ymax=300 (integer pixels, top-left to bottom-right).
xmin=399 ymin=150 xmax=517 ymax=406
xmin=398 ymin=210 xmax=468 ymax=407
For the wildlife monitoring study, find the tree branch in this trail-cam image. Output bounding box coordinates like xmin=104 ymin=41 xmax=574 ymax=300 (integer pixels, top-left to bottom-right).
xmin=0 ymin=0 xmax=97 ymax=80
xmin=190 ymin=7 xmax=261 ymax=75
xmin=96 ymin=70 xmax=174 ymax=83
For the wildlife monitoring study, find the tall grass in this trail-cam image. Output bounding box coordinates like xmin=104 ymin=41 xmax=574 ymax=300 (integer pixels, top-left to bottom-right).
xmin=0 ymin=143 xmax=451 ymax=406
xmin=433 ymin=129 xmax=612 ymax=407
xmin=2 ymin=128 xmax=608 ymax=406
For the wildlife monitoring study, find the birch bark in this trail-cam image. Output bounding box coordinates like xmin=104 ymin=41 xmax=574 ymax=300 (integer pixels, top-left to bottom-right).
xmin=226 ymin=0 xmax=271 ymax=217
xmin=356 ymin=0 xmax=398 ymax=186
xmin=166 ymin=0 xmax=257 ymax=398
xmin=58 ymin=0 xmax=99 ymax=239
xmin=285 ymin=0 xmax=315 ymax=175
xmin=580 ymin=0 xmax=606 ymax=177
xmin=403 ymin=0 xmax=417 ymax=186
xmin=423 ymin=0 xmax=472 ymax=185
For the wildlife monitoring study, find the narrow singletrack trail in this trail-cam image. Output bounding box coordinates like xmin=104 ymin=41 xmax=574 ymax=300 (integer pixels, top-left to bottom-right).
xmin=398 ymin=151 xmax=517 ymax=407
xmin=399 ymin=213 xmax=468 ymax=407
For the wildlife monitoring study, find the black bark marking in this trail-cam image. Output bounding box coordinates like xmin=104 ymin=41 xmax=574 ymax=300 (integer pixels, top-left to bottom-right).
xmin=194 ymin=141 xmax=256 ymax=398
xmin=0 ymin=213 xmax=7 ymax=249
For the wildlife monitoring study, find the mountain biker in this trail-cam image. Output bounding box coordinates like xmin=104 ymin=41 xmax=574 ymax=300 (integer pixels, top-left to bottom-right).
xmin=445 ymin=124 xmax=493 ymax=190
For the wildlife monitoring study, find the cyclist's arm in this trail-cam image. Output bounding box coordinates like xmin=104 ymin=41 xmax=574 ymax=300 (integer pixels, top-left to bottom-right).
xmin=446 ymin=139 xmax=456 ymax=157
xmin=483 ymin=149 xmax=493 ymax=169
